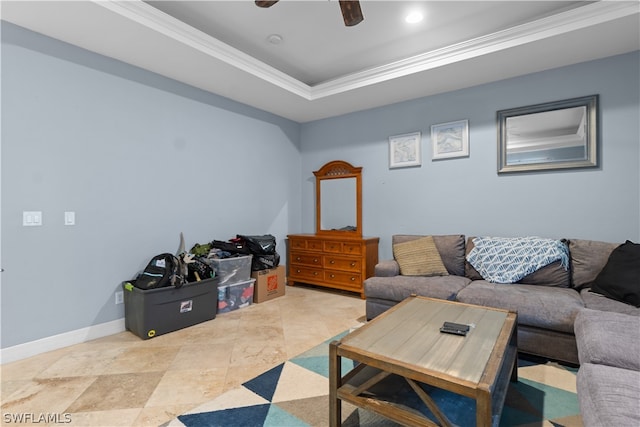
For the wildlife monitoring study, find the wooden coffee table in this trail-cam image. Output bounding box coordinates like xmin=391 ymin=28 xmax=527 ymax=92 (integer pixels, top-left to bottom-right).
xmin=329 ymin=296 xmax=517 ymax=427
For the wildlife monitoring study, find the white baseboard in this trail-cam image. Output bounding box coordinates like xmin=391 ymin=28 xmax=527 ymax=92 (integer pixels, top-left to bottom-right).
xmin=0 ymin=318 xmax=126 ymax=364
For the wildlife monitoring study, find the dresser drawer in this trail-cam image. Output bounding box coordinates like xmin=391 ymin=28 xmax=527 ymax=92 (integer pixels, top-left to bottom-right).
xmin=323 ymin=241 xmax=342 ymax=253
xmin=290 ymin=266 xmax=322 ymax=281
xmin=325 ymin=270 xmax=361 ymax=289
xmin=324 ymin=256 xmax=361 ymax=272
xmin=307 ymin=239 xmax=323 ymax=251
xmin=343 ymin=243 xmax=362 ymax=255
xmin=289 ymin=237 xmax=307 ymax=250
xmin=291 ymin=252 xmax=322 ymax=267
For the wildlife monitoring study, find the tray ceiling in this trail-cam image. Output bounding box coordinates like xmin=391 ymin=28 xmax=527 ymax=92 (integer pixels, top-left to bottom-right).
xmin=2 ymin=1 xmax=639 ymax=122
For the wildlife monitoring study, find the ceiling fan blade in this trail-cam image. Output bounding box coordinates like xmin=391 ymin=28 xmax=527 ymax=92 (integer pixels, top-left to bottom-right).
xmin=339 ymin=0 xmax=364 ymax=26
xmin=255 ymin=1 xmax=279 ymax=8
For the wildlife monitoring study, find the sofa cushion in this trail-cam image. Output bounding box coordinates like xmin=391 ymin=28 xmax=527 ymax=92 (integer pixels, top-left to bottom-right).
xmin=518 ymin=260 xmax=570 ymax=287
xmin=569 ymin=238 xmax=619 ymax=289
xmin=574 ymin=308 xmax=640 ymax=370
xmin=580 ymin=288 xmax=640 ymax=316
xmin=465 ymin=237 xmax=570 ymax=287
xmin=517 ymin=325 xmax=579 ymax=365
xmin=392 ymin=235 xmax=466 ymax=276
xmin=393 ymin=236 xmax=448 ymax=276
xmin=590 ymin=240 xmax=640 ymax=307
xmin=456 ymin=281 xmax=583 ymax=333
xmin=577 ymin=363 xmax=640 ymax=427
xmin=364 ymin=275 xmax=471 ymax=303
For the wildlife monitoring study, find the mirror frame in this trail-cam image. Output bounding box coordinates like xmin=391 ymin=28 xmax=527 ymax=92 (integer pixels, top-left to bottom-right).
xmin=314 ymin=160 xmax=362 ymax=238
xmin=497 ymin=95 xmax=599 ymax=174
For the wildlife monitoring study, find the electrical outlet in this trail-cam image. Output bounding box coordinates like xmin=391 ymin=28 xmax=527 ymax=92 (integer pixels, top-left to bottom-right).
xmin=115 ymin=291 xmax=124 ymax=305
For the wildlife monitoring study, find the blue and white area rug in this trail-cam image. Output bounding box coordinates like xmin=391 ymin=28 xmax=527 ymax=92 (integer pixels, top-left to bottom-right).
xmin=168 ymin=331 xmax=582 ymax=426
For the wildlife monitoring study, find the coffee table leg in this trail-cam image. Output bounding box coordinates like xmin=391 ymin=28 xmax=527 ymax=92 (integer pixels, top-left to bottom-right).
xmin=329 ymin=341 xmax=341 ymax=427
xmin=477 ymin=389 xmax=492 ymax=427
xmin=511 ymin=326 xmax=518 ymax=382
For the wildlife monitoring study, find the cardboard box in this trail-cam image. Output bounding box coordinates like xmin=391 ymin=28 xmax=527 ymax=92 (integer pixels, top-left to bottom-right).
xmin=252 ymin=265 xmax=285 ymax=303
xmin=123 ymin=278 xmax=218 ymax=340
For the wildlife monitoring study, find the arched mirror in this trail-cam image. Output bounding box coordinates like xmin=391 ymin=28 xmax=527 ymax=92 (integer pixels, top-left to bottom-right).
xmin=314 ymin=160 xmax=362 ymax=238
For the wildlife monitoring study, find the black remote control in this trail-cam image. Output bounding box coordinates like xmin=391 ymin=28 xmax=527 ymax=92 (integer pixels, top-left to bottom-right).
xmin=440 ymin=321 xmax=470 ymax=336
xmin=443 ymin=322 xmax=470 ymax=332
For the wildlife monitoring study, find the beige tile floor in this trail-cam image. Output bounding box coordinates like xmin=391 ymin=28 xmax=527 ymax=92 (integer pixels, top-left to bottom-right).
xmin=1 ymin=285 xmax=366 ymax=427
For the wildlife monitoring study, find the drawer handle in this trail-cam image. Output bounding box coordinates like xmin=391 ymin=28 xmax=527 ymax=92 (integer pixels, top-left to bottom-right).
xmin=314 ymin=258 xmax=319 ymax=263
xmin=296 ymin=269 xmax=301 ymax=273
xmin=350 ymin=277 xmax=356 ymax=281
xmin=330 ymin=260 xmax=335 ymax=264
xmin=296 ymin=257 xmax=301 ymax=261
xmin=330 ymin=274 xmax=335 ymax=278
xmin=314 ymin=272 xmax=319 ymax=276
xmin=350 ymin=262 xmax=356 ymax=267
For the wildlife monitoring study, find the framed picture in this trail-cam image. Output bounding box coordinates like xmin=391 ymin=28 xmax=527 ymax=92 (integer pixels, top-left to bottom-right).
xmin=389 ymin=132 xmax=421 ymax=168
xmin=431 ymin=119 xmax=469 ymax=160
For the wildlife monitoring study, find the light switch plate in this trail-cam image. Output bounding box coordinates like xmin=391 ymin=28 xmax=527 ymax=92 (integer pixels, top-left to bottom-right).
xmin=64 ymin=211 xmax=76 ymax=226
xmin=23 ymin=211 xmax=42 ymax=226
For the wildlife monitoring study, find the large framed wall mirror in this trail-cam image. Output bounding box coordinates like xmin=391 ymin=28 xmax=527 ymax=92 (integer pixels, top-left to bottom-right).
xmin=314 ymin=160 xmax=362 ymax=237
xmin=497 ymin=95 xmax=599 ymax=174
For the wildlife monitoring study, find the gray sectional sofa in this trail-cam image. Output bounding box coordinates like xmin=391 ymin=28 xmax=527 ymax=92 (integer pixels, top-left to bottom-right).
xmin=575 ymin=309 xmax=640 ymax=426
xmin=364 ymin=234 xmax=640 ymax=426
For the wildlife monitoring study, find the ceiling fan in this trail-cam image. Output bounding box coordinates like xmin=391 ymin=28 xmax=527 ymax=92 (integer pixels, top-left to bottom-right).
xmin=255 ymin=1 xmax=364 ymax=27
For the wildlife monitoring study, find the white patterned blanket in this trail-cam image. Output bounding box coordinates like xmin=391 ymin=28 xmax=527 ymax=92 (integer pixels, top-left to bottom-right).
xmin=466 ymin=236 xmax=569 ymax=284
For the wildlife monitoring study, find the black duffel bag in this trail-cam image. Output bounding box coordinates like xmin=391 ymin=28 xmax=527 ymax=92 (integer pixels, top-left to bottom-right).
xmin=252 ymin=253 xmax=280 ymax=271
xmin=237 ymin=234 xmax=277 ymax=255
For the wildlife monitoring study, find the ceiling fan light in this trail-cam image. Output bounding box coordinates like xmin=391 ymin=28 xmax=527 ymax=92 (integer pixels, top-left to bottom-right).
xmin=339 ymin=0 xmax=364 ymax=27
xmin=255 ymin=1 xmax=279 ymax=8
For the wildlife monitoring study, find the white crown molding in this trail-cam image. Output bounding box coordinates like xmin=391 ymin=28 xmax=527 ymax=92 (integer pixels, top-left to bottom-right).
xmin=313 ymin=1 xmax=640 ymax=98
xmin=87 ymin=1 xmax=640 ymax=101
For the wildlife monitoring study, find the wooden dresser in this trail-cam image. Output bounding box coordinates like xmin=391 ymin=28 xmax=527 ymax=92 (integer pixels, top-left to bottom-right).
xmin=287 ymin=233 xmax=379 ymax=299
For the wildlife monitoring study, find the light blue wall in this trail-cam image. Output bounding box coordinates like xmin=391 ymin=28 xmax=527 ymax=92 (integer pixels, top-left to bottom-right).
xmin=1 ymin=22 xmax=301 ymax=348
xmin=2 ymin=21 xmax=639 ymax=351
xmin=300 ymin=52 xmax=640 ymax=260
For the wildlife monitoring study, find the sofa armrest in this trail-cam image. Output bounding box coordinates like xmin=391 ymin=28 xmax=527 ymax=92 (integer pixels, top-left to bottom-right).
xmin=374 ymin=259 xmax=400 ymax=277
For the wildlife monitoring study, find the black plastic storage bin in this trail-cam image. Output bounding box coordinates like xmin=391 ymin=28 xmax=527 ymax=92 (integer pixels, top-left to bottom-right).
xmin=122 ymin=278 xmax=218 ymax=339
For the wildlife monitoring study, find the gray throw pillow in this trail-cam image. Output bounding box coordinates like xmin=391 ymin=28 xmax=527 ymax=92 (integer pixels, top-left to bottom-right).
xmin=569 ymin=239 xmax=619 ymax=289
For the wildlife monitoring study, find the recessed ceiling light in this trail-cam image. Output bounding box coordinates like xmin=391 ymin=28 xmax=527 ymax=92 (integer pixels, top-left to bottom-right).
xmin=405 ymin=11 xmax=423 ymax=24
xmin=267 ymin=34 xmax=283 ymax=45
